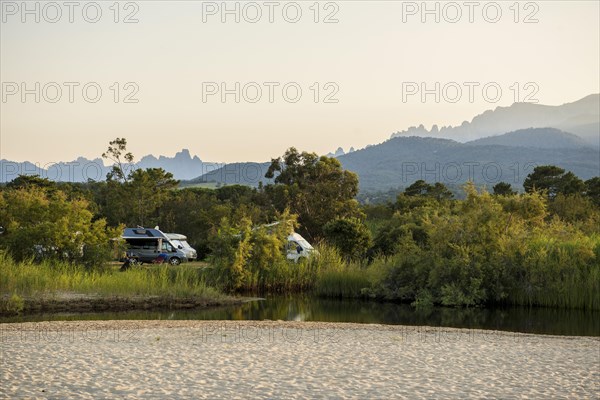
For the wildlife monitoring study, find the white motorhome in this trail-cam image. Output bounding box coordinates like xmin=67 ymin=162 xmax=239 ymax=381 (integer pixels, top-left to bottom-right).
xmin=250 ymin=222 xmax=315 ymax=262
xmin=164 ymin=233 xmax=198 ymax=261
xmin=286 ymin=232 xmax=315 ymax=262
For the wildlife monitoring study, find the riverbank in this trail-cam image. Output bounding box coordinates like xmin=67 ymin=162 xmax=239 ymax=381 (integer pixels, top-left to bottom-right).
xmin=2 ymin=320 xmax=598 ymax=399
xmin=0 ymin=292 xmax=244 ymax=316
xmin=1 ymin=256 xmax=236 ymax=316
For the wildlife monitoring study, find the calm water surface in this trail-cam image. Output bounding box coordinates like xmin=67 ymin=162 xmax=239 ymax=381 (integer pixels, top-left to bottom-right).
xmin=2 ymin=295 xmax=598 ymax=336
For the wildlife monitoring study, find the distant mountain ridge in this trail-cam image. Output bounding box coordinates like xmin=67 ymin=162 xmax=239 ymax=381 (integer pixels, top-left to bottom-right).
xmin=465 ymin=128 xmax=591 ymax=149
xmin=136 ymin=149 xmax=205 ymax=179
xmin=187 ymin=133 xmax=599 ymax=191
xmin=326 ymin=147 xmax=355 ymax=158
xmin=0 ymin=149 xmax=207 ymax=183
xmin=337 ymin=136 xmax=599 ymax=191
xmin=391 ymin=94 xmax=600 ymax=147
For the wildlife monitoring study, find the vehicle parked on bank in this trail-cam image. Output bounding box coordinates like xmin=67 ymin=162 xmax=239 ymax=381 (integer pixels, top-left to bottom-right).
xmin=121 ymin=227 xmax=188 ymax=265
xmin=286 ymin=232 xmax=315 ymax=262
xmin=257 ymin=222 xmax=315 ymax=262
xmin=164 ymin=233 xmax=198 ymax=261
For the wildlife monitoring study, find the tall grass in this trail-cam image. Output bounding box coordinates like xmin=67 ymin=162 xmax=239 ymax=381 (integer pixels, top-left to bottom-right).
xmin=309 ymin=236 xmax=600 ymax=310
xmin=206 ymin=242 xmax=374 ymax=296
xmin=314 ymin=267 xmax=370 ymax=298
xmin=508 ymin=235 xmax=600 ymax=310
xmin=310 ymin=244 xmax=370 ymax=298
xmin=0 ymin=252 xmax=224 ymax=301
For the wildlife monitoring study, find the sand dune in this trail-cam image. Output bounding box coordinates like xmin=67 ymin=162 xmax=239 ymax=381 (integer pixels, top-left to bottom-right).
xmin=1 ymin=320 xmax=599 ymax=399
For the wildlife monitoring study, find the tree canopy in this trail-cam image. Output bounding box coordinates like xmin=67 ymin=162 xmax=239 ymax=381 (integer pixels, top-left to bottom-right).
xmin=265 ymin=147 xmax=363 ymax=240
xmin=523 ymin=165 xmax=585 ymax=198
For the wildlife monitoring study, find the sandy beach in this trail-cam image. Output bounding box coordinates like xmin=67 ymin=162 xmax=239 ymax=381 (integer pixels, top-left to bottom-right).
xmin=1 ymin=320 xmax=598 ymax=399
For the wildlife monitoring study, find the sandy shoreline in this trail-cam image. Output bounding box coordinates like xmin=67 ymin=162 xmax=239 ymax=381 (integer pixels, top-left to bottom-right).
xmin=2 ymin=320 xmax=599 ymax=399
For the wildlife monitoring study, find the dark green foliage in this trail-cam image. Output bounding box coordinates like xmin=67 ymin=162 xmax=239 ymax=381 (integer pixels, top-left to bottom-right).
xmin=404 ymin=180 xmax=453 ymax=200
xmin=5 ymin=175 xmax=56 ymax=190
xmin=323 ymin=217 xmax=372 ymax=261
xmin=264 ymin=147 xmax=363 ymax=241
xmin=523 ymin=165 xmax=585 ymax=198
xmin=370 ymin=222 xmax=406 ymax=257
xmin=584 ymin=177 xmax=600 ymax=206
xmin=493 ymin=182 xmax=516 ymax=196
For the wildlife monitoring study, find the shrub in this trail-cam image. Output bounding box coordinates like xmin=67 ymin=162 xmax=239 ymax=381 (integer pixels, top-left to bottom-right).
xmin=323 ymin=217 xmax=372 ymax=261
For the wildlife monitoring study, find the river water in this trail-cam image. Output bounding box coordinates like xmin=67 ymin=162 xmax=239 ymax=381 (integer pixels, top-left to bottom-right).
xmin=2 ymin=295 xmax=598 ymax=336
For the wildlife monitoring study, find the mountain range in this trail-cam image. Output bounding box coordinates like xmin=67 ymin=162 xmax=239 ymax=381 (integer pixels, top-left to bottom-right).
xmin=391 ymin=94 xmax=599 ymax=147
xmin=2 ymin=94 xmax=598 ymax=191
xmin=188 ymin=127 xmax=599 ymax=192
xmin=0 ymin=149 xmax=209 ymax=183
xmin=337 ymin=133 xmax=598 ymax=191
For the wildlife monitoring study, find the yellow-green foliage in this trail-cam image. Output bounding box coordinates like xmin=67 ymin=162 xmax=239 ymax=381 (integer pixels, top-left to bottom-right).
xmin=0 ymin=186 xmax=121 ymax=267
xmin=210 ymin=210 xmax=311 ymax=292
xmin=208 ymin=213 xmax=372 ymax=294
xmin=363 ymin=184 xmax=600 ymax=309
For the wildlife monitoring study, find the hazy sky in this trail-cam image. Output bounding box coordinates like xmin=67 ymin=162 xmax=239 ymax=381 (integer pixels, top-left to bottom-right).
xmin=1 ymin=0 xmax=599 ymax=164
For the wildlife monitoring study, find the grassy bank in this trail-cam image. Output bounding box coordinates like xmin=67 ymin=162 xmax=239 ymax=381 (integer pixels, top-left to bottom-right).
xmin=306 ymin=239 xmax=600 ymax=310
xmin=0 ymin=253 xmax=235 ymax=315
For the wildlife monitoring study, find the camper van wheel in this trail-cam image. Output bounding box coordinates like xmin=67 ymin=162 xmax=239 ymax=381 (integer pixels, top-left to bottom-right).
xmin=169 ymin=257 xmax=181 ymax=266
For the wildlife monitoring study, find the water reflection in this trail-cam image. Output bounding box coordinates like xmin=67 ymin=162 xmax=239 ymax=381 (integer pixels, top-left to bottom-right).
xmin=2 ymin=295 xmax=598 ymax=336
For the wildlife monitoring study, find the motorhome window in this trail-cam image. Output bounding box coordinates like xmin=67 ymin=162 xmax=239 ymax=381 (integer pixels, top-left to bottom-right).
xmin=162 ymin=242 xmax=174 ymax=252
xmin=126 ymin=239 xmax=158 ymax=249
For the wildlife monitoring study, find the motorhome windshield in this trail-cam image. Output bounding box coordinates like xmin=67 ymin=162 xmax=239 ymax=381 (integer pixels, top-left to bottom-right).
xmin=170 ymin=239 xmax=191 ymax=249
xmin=161 ymin=241 xmax=175 ymax=252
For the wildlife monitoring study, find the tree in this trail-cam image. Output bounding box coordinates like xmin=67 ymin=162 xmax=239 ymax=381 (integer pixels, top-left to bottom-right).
xmin=157 ymin=188 xmax=229 ymax=259
xmin=523 ymin=165 xmax=585 ymax=198
xmin=97 ymin=139 xmax=180 ymax=227
xmin=0 ymin=186 xmax=119 ymax=267
xmin=430 ymin=182 xmax=454 ymax=201
xmin=102 ymin=138 xmax=134 ymax=182
xmin=584 ymin=177 xmax=600 ymax=207
xmin=404 ymin=180 xmax=453 ymax=200
xmin=493 ymin=182 xmax=516 ymax=196
xmin=209 ymin=210 xmax=297 ymax=291
xmin=5 ymin=175 xmax=56 ymax=190
xmin=127 ymin=168 xmax=179 ymax=227
xmin=264 ymin=147 xmax=362 ymax=240
xmin=549 ymin=193 xmax=597 ymax=223
xmin=323 ymin=217 xmax=372 ymax=261
xmin=404 ymin=180 xmax=430 ymax=197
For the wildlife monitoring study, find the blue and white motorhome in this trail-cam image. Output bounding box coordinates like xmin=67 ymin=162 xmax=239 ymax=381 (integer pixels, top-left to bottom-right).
xmin=122 ymin=227 xmax=188 ymax=265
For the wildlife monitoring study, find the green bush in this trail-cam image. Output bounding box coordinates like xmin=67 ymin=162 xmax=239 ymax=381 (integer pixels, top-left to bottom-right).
xmin=360 ymin=184 xmax=600 ymax=309
xmin=0 ymin=186 xmax=120 ymax=268
xmin=323 ymin=217 xmax=372 ymax=261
